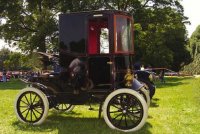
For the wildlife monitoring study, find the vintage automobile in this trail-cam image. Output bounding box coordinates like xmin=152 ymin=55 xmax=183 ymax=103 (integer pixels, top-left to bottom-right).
xmin=14 ymin=10 xmax=154 ymax=132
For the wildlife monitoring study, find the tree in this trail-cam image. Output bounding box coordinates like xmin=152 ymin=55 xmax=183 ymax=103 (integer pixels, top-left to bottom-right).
xmin=0 ymin=0 xmax=58 ymax=52
xmin=124 ymin=1 xmax=189 ymax=70
xmin=3 ymin=52 xmax=22 ymax=70
xmin=0 ymin=47 xmax=10 ymax=70
xmin=3 ymin=52 xmax=45 ymax=71
xmin=189 ymin=25 xmax=200 ymax=59
xmin=22 ymin=53 xmax=43 ymax=71
xmin=183 ymin=25 xmax=200 ymax=74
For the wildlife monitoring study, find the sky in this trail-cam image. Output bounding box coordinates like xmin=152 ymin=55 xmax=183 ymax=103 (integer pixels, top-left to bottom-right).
xmin=180 ymin=0 xmax=200 ymax=37
xmin=0 ymin=0 xmax=200 ymax=50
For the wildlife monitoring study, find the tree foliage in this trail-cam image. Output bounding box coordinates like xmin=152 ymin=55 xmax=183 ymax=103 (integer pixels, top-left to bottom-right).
xmin=3 ymin=52 xmax=22 ymax=70
xmin=183 ymin=25 xmax=200 ymax=74
xmin=0 ymin=0 xmax=191 ymax=71
xmin=0 ymin=47 xmax=43 ymax=71
xmin=0 ymin=47 xmax=10 ymax=70
xmin=22 ymin=53 xmax=43 ymax=71
xmin=0 ymin=0 xmax=58 ymax=52
xmin=132 ymin=1 xmax=190 ymax=71
xmin=188 ymin=25 xmax=200 ymax=59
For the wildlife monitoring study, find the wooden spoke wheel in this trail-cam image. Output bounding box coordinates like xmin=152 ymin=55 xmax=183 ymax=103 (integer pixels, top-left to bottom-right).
xmin=54 ymin=103 xmax=75 ymax=113
xmin=15 ymin=87 xmax=49 ymax=125
xmin=103 ymin=89 xmax=148 ymax=132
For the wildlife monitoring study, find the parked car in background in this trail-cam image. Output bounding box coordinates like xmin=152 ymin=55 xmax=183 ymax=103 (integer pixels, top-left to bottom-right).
xmin=165 ymin=71 xmax=179 ymax=76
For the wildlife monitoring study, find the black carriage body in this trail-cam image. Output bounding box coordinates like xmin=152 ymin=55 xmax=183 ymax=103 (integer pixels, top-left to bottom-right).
xmin=15 ymin=10 xmax=150 ymax=131
xmin=34 ymin=10 xmax=135 ymax=105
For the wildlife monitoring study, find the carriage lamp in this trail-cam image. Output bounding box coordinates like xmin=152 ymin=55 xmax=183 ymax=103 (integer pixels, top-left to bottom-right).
xmin=124 ymin=68 xmax=134 ymax=88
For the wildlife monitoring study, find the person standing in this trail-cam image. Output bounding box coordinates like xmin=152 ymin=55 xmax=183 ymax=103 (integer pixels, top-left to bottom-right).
xmin=2 ymin=69 xmax=7 ymax=82
xmin=159 ymin=69 xmax=165 ymax=83
xmin=141 ymin=65 xmax=145 ymax=70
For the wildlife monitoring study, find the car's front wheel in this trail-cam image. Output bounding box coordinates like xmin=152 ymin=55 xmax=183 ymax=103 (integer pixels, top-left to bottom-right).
xmin=14 ymin=87 xmax=49 ymax=125
xmin=103 ymin=89 xmax=148 ymax=132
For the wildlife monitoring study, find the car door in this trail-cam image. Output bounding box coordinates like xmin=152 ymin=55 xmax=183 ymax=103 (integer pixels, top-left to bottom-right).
xmin=87 ymin=14 xmax=112 ymax=88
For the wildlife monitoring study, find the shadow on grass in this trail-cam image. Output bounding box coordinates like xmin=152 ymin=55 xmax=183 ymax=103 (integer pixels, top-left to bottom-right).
xmin=0 ymin=79 xmax=26 ymax=90
xmin=12 ymin=114 xmax=153 ymax=134
xmin=150 ymin=98 xmax=159 ymax=108
xmin=51 ymin=110 xmax=82 ymax=116
xmin=155 ymin=77 xmax=193 ymax=89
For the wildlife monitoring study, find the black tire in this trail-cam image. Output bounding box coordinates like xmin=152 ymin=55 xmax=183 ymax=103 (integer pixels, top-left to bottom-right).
xmin=103 ymin=89 xmax=148 ymax=132
xmin=14 ymin=87 xmax=49 ymax=125
xmin=138 ymin=87 xmax=150 ymax=107
xmin=139 ymin=80 xmax=155 ymax=99
xmin=144 ymin=81 xmax=155 ymax=99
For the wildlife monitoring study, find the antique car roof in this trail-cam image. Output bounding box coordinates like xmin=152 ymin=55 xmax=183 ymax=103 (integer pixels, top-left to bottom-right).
xmin=59 ymin=10 xmax=132 ymax=17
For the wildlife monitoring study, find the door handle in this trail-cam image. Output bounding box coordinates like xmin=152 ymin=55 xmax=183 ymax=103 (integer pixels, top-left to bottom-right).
xmin=107 ymin=61 xmax=113 ymax=65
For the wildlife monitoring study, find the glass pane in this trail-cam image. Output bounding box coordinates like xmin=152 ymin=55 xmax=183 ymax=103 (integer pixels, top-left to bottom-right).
xmin=100 ymin=28 xmax=109 ymax=54
xmin=88 ymin=18 xmax=109 ymax=54
xmin=115 ymin=16 xmax=133 ymax=53
xmin=59 ymin=14 xmax=86 ymax=54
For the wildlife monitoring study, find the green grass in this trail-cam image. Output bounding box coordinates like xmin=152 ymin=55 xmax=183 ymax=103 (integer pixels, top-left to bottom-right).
xmin=0 ymin=77 xmax=200 ymax=134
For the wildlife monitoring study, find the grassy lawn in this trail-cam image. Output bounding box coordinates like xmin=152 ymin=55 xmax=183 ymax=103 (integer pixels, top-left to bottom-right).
xmin=0 ymin=77 xmax=200 ymax=134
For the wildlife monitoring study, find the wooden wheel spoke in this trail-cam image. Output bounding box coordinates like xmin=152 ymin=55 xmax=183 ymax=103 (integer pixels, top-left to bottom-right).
xmin=30 ymin=93 xmax=32 ymax=104
xmin=33 ymin=104 xmax=42 ymax=108
xmin=127 ymin=111 xmax=140 ymax=119
xmin=112 ymin=113 xmax=123 ymax=121
xmin=119 ymin=95 xmax=124 ymax=105
xmin=111 ymin=104 xmax=121 ymax=110
xmin=124 ymin=114 xmax=128 ymax=127
xmin=126 ymin=113 xmax=136 ymax=123
xmin=30 ymin=110 xmax=33 ymax=121
xmin=116 ymin=114 xmax=124 ymax=126
xmin=24 ymin=95 xmax=30 ymax=105
xmin=32 ymin=109 xmax=38 ymax=120
xmin=32 ymin=94 xmax=37 ymax=103
xmin=21 ymin=108 xmax=29 ymax=114
xmin=62 ymin=104 xmax=64 ymax=109
xmin=20 ymin=105 xmax=29 ymax=108
xmin=33 ymin=101 xmax=43 ymax=108
xmin=20 ymin=100 xmax=29 ymax=105
xmin=109 ymin=110 xmax=122 ymax=113
xmin=129 ymin=108 xmax=141 ymax=114
xmin=65 ymin=104 xmax=70 ymax=110
xmin=25 ymin=109 xmax=30 ymax=119
xmin=33 ymin=108 xmax=42 ymax=115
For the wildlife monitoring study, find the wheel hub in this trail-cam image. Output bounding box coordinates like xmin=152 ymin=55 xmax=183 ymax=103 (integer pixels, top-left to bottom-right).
xmin=122 ymin=109 xmax=127 ymax=114
xmin=29 ymin=104 xmax=34 ymax=110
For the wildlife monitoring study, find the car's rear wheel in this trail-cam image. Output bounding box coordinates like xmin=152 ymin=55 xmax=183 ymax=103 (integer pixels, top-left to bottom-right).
xmin=14 ymin=87 xmax=49 ymax=125
xmin=54 ymin=103 xmax=75 ymax=113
